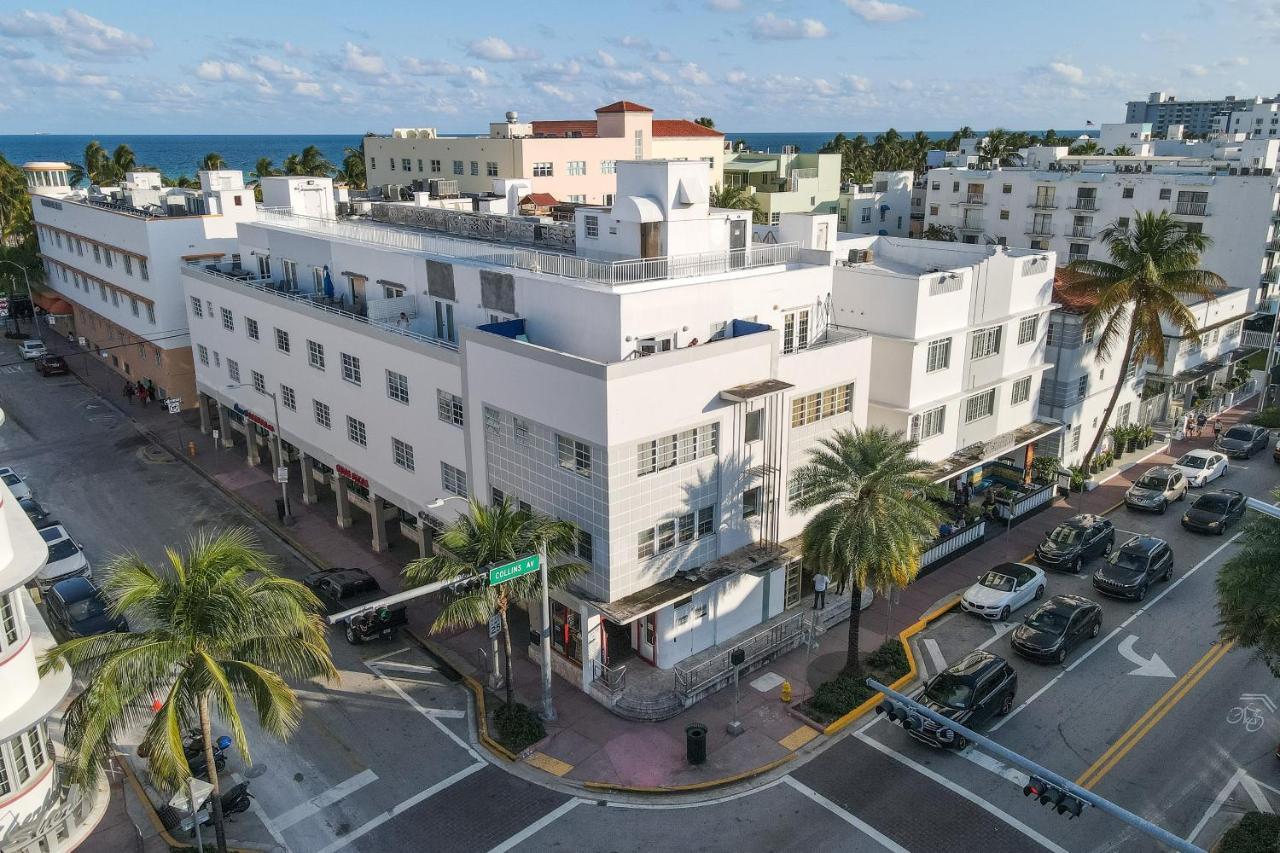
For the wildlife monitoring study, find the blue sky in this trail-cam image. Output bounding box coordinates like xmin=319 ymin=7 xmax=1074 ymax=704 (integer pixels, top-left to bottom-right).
xmin=0 ymin=0 xmax=1276 ymax=134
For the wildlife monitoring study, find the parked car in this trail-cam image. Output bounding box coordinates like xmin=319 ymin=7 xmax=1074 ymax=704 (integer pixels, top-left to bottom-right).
xmin=34 ymin=354 xmax=69 ymax=376
xmin=908 ymin=649 xmax=1017 ymax=749
xmin=1172 ymin=449 xmax=1228 ymax=488
xmin=301 ymin=567 xmax=408 ymax=644
xmin=1274 ymin=441 xmax=1280 ymax=465
xmin=1213 ymin=424 xmax=1270 ymax=459
xmin=0 ymin=467 xmax=32 ymax=501
xmin=1182 ymin=489 xmax=1248 ymax=535
xmin=1124 ymin=465 xmax=1188 ymax=513
xmin=1011 ymin=594 xmax=1102 ymax=663
xmin=1092 ymin=536 xmax=1173 ymax=600
xmin=1034 ymin=514 xmax=1115 ymax=572
xmin=18 ymin=497 xmax=50 ymax=526
xmin=17 ymin=339 xmax=47 ymax=360
xmin=46 ymin=577 xmax=127 ymax=637
xmin=35 ymin=524 xmax=91 ymax=589
xmin=960 ymin=562 xmax=1046 ymax=621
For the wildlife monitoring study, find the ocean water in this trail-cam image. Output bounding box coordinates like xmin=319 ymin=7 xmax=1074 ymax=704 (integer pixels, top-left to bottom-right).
xmin=0 ymin=129 xmax=1097 ymax=178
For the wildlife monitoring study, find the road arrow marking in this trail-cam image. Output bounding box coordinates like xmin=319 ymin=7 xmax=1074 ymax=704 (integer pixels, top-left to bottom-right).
xmin=1118 ymin=634 xmax=1175 ymax=678
xmin=1241 ymin=693 xmax=1278 ymax=713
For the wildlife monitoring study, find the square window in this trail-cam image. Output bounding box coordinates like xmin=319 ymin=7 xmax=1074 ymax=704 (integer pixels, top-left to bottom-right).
xmin=313 ymin=399 xmax=331 ymax=429
xmin=437 ymin=389 xmax=465 ymax=426
xmin=999 ymin=209 xmax=1010 ymax=220
xmin=386 ymin=369 xmax=409 ymax=404
xmin=431 ymin=159 xmax=441 ymax=173
xmin=347 ymin=416 xmax=367 ymax=447
xmin=1122 ymin=187 xmax=1135 ymax=199
xmin=190 ymin=296 xmax=204 ymax=318
xmin=227 ymin=358 xmax=240 ymax=383
xmin=970 ymin=326 xmax=1002 ymax=360
xmin=486 ymin=161 xmax=498 ymax=177
xmin=275 ymin=328 xmax=290 ymax=353
xmin=392 ymin=437 xmax=415 ymax=469
xmin=964 ymin=389 xmax=996 ymax=422
xmin=307 ymin=339 xmax=325 ymax=370
xmin=918 ymin=405 xmax=946 ymax=439
xmin=341 ymin=352 xmax=362 ymax=385
xmin=441 ymin=461 xmax=466 ymax=495
xmin=745 ymin=409 xmax=764 ymax=442
xmin=246 ymin=317 xmax=259 ymax=340
xmin=1159 ymin=188 xmax=1171 ymax=200
xmin=742 ymin=486 xmax=762 ymax=519
xmin=221 ymin=308 xmax=234 ymax=332
xmin=491 ymin=486 xmax=506 ymax=505
xmin=251 ymin=370 xmax=265 ymax=393
xmin=925 ymin=338 xmax=951 ymax=373
xmin=514 ymin=417 xmax=530 ymax=445
xmin=1011 ymin=376 xmax=1032 ymax=404
xmin=557 ymin=434 xmax=592 ymax=477
xmin=281 ymin=385 xmax=296 ymax=410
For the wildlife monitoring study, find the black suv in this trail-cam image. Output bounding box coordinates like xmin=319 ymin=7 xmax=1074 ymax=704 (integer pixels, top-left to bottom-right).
xmin=1182 ymin=489 xmax=1247 ymax=535
xmin=909 ymin=649 xmax=1017 ymax=749
xmin=1011 ymin=594 xmax=1102 ymax=663
xmin=1092 ymin=536 xmax=1173 ymax=600
xmin=1214 ymin=424 xmax=1270 ymax=459
xmin=1034 ymin=514 xmax=1115 ymax=572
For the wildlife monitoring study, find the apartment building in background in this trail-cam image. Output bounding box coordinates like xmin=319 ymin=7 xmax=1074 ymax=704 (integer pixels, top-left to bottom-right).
xmin=1125 ymin=92 xmax=1279 ymax=136
xmin=364 ymin=101 xmax=724 ymax=207
xmin=837 ymin=170 xmax=920 ymax=237
xmin=1222 ymin=101 xmax=1280 ymax=138
xmin=24 ymin=164 xmax=258 ymax=408
xmin=0 ymin=482 xmax=108 ymax=853
xmin=722 ymin=150 xmax=841 ymax=223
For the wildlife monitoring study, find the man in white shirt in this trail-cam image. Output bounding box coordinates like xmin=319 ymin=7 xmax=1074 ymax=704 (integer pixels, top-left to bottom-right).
xmin=812 ymin=572 xmax=829 ymax=610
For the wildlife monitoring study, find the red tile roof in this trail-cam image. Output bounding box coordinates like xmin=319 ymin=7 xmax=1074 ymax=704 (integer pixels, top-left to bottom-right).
xmin=1053 ymin=268 xmax=1097 ymax=314
xmin=531 ymin=120 xmax=599 ymax=138
xmin=653 ymin=119 xmax=723 ymax=138
xmin=529 ymin=118 xmax=723 ymax=139
xmin=520 ymin=192 xmax=559 ymax=206
xmin=595 ymin=100 xmax=653 ymax=113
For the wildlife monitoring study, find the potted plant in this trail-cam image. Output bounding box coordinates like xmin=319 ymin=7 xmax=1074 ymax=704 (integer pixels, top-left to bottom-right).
xmin=1138 ymin=424 xmax=1154 ymax=447
xmin=1031 ymin=455 xmax=1060 ymax=485
xmin=1068 ymin=466 xmax=1086 ymax=492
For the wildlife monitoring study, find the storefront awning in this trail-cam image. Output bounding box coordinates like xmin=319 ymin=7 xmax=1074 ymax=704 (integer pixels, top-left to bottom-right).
xmin=925 ymin=419 xmax=1064 ymax=484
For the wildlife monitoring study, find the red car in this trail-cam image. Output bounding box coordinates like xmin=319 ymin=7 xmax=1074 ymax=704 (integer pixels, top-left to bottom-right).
xmin=35 ymin=355 xmax=69 ymax=376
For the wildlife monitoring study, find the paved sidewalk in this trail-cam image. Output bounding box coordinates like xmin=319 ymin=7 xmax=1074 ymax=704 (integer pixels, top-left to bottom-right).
xmin=51 ymin=336 xmax=1264 ymax=792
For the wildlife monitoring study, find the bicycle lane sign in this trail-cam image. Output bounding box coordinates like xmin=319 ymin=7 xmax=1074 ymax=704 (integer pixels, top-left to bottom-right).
xmin=1226 ymin=693 xmax=1276 ymax=732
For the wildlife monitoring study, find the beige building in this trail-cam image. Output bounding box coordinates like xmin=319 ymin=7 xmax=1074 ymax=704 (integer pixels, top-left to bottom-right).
xmin=723 ymin=151 xmax=842 ymax=224
xmin=364 ymin=101 xmax=725 ymax=206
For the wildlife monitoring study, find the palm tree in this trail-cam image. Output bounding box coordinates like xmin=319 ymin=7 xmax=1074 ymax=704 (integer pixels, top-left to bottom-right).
xmin=1042 ymin=129 xmax=1062 ymax=147
xmin=791 ymin=428 xmax=945 ymax=675
xmin=1110 ymin=145 xmax=1135 ymax=156
xmin=39 ymin=528 xmax=337 ymax=853
xmin=338 ymin=142 xmax=367 ymax=190
xmin=108 ymin=144 xmax=137 ymax=183
xmin=200 ymin=152 xmax=227 ymax=172
xmin=976 ymin=129 xmax=1023 ymax=169
xmin=403 ymin=501 xmax=586 ymax=707
xmin=1217 ymin=489 xmax=1280 ymax=674
xmin=284 ymin=145 xmax=336 ymax=177
xmin=162 ymin=174 xmax=200 ymax=189
xmin=69 ymin=140 xmax=110 ymax=187
xmin=709 ymin=183 xmax=763 ymax=224
xmin=249 ymin=157 xmax=282 ymax=201
xmin=694 ymin=116 xmax=716 ymax=129
xmin=1063 ymin=211 xmax=1226 ymax=472
xmin=1069 ymin=139 xmax=1102 ymax=156
xmin=921 ymin=224 xmax=957 ymax=242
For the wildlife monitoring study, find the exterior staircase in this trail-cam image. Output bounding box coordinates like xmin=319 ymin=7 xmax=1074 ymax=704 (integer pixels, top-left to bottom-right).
xmin=611 ymin=689 xmax=684 ymax=722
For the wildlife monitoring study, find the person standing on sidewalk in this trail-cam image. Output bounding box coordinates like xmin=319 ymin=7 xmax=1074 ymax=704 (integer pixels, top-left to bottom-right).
xmin=122 ymin=382 xmax=134 ymax=405
xmin=812 ymin=572 xmax=829 ymax=610
xmin=136 ymin=380 xmax=149 ymax=406
xmin=1212 ymin=417 xmax=1223 ymax=442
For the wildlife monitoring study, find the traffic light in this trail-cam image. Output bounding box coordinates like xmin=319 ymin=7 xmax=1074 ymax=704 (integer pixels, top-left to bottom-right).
xmin=875 ymin=698 xmax=922 ymax=731
xmin=447 ymin=574 xmax=487 ymax=595
xmin=1023 ymin=775 xmax=1085 ymax=819
xmin=1023 ymin=775 xmax=1049 ymax=799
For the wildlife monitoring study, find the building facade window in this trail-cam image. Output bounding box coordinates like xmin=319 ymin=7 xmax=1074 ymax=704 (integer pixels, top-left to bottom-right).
xmin=190 ymin=296 xmax=203 ymax=318
xmin=1077 ymin=375 xmax=1089 ymax=399
xmin=636 ymin=423 xmax=718 ymax=475
xmin=970 ymin=326 xmax=1002 ymax=359
xmin=745 ymin=409 xmax=764 ymax=443
xmin=1017 ymin=316 xmax=1039 ymax=345
xmin=281 ymin=385 xmax=296 ymax=410
xmin=441 ymin=461 xmax=466 ymax=495
xmin=1011 ymin=376 xmax=1032 ymax=404
xmin=245 ymin=317 xmax=259 ymax=340
xmin=567 ymin=160 xmax=586 ymax=176
xmin=197 ymin=344 xmax=209 ymax=365
xmin=557 ymin=435 xmax=592 ymax=477
xmin=486 ymin=161 xmax=498 ymax=177
xmin=925 ymin=338 xmax=951 ymax=372
xmin=313 ymin=399 xmax=331 ymax=429
xmin=790 ymin=383 xmax=855 ymax=428
xmin=251 ymin=370 xmax=265 ymax=393
xmin=227 ymin=358 xmax=240 ymax=383
xmin=964 ymin=389 xmax=996 ymax=422
xmin=453 ymin=160 xmax=464 ymax=175
xmin=437 ymin=390 xmax=464 ymax=426
xmin=484 ymin=406 xmax=501 ymax=434
xmin=434 ymin=300 xmax=456 ymax=344
xmin=341 ymin=352 xmax=362 ymax=385
xmin=601 ymin=160 xmax=616 ymax=174
xmin=221 ymin=308 xmax=234 ymax=332
xmin=584 ymin=215 xmax=599 ymax=239
xmin=385 ymin=370 xmax=409 ymax=404
xmin=782 ymin=308 xmax=810 ymax=354
xmin=514 ymin=417 xmax=530 ymax=445
xmin=275 ymin=328 xmax=290 ymax=353
xmin=347 ymin=416 xmax=367 ymax=447
xmin=742 ymin=486 xmax=762 ymax=518
xmin=532 ymin=162 xmax=553 ymax=177
xmin=307 ymin=340 xmax=325 ymax=370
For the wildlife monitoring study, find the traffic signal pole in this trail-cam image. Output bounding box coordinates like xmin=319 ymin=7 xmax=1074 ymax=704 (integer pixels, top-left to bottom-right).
xmin=867 ymin=678 xmax=1205 ymax=853
xmin=326 ymin=571 xmax=486 ymax=625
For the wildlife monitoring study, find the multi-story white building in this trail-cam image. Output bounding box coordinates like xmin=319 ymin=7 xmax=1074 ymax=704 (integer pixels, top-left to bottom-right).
xmin=1222 ymin=101 xmax=1280 ymax=139
xmin=24 ymin=164 xmax=258 ymax=408
xmin=1125 ymin=91 xmax=1278 ymax=137
xmin=364 ymin=101 xmax=724 ymax=207
xmin=837 ymin=170 xmax=920 ymax=237
xmin=722 ymin=150 xmax=842 ymax=223
xmin=920 ymin=138 xmax=1280 ymax=307
xmin=0 ymin=482 xmax=108 ymax=852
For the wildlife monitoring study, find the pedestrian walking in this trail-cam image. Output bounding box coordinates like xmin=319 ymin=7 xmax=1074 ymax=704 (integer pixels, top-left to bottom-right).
xmin=1212 ymin=417 xmax=1223 ymax=441
xmin=122 ymin=382 xmax=134 ymax=405
xmin=146 ymin=381 xmax=157 ymax=403
xmin=396 ymin=311 xmax=410 ymax=329
xmin=136 ymin=380 xmax=148 ymax=406
xmin=1184 ymin=414 xmax=1197 ymax=437
xmin=812 ymin=572 xmax=829 ymax=610
xmin=961 ymin=478 xmax=973 ymax=504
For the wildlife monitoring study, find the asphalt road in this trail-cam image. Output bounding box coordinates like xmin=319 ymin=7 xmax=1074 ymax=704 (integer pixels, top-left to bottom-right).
xmin=5 ymin=349 xmax=1279 ymax=853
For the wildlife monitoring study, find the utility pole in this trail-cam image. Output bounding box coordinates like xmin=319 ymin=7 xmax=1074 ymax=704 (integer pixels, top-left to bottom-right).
xmin=0 ymin=260 xmax=40 ymax=341
xmin=537 ymin=544 xmax=556 ymax=721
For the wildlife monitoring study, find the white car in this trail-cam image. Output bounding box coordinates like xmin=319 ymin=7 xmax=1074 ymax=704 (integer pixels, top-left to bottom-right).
xmin=1172 ymin=449 xmax=1229 ymax=488
xmin=960 ymin=562 xmax=1046 ymax=621
xmin=0 ymin=468 xmax=32 ymax=501
xmin=35 ymin=524 xmax=91 ymax=589
xmin=18 ymin=340 xmax=47 ymax=360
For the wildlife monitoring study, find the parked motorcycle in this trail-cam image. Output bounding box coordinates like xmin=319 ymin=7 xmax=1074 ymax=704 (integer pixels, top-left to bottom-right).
xmin=345 ymin=607 xmax=405 ymax=645
xmin=181 ymin=732 xmax=232 ymax=780
xmin=200 ymin=781 xmax=253 ymax=825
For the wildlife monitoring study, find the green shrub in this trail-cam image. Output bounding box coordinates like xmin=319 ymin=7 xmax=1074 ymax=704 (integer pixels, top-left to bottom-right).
xmin=1253 ymin=407 xmax=1280 ymax=429
xmin=493 ymin=702 xmax=545 ymax=750
xmin=865 ymin=639 xmax=909 ymax=679
xmin=1219 ymin=812 xmax=1280 ymax=853
xmin=1031 ymin=455 xmax=1061 ymax=484
xmin=808 ymin=674 xmax=875 ymax=718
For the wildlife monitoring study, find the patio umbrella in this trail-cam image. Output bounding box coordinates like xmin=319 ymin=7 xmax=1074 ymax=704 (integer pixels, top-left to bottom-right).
xmin=322 ymin=265 xmax=335 ymax=298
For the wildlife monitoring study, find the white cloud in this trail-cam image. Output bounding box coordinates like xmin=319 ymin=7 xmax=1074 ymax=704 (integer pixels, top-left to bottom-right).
xmin=679 ymin=62 xmax=712 ymax=85
xmin=1047 ymin=61 xmax=1085 ymax=83
xmin=195 ymin=60 xmax=251 ymax=82
xmin=843 ymin=0 xmax=922 ymax=23
xmin=466 ymin=36 xmax=539 ymax=62
xmin=342 ymin=42 xmax=385 ymax=75
xmin=593 ymin=49 xmax=617 ymax=68
xmin=890 ymin=78 xmax=915 ymax=92
xmin=751 ymin=13 xmax=829 ymax=39
xmin=613 ymin=34 xmax=651 ymax=50
xmin=652 ymin=48 xmax=679 ymax=63
xmin=293 ymin=81 xmax=325 ymax=98
xmin=0 ymin=9 xmax=152 ymax=60
xmin=648 ymin=66 xmax=673 ymax=84
xmin=707 ymin=0 xmax=743 ymax=9
xmin=251 ymin=55 xmax=309 ymax=82
xmin=609 ymin=69 xmax=646 ymax=85
xmin=12 ymin=58 xmax=113 ymax=88
xmin=402 ymin=57 xmax=462 ymax=76
xmin=525 ymin=59 xmax=583 ymax=82
xmin=534 ymin=82 xmax=575 ymax=102
xmin=1182 ymin=63 xmax=1209 ymax=77
xmin=1217 ymin=55 xmax=1249 ymax=67
xmin=842 ymin=73 xmax=872 ymax=92
xmin=725 ymin=69 xmax=748 ymax=85
xmin=463 ymin=66 xmax=489 ymax=86
xmin=814 ymin=78 xmax=838 ymax=96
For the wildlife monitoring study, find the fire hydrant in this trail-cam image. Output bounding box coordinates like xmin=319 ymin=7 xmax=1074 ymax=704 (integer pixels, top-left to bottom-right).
xmin=780 ymin=680 xmax=793 ymax=704
xmin=187 ymin=440 xmax=197 ymax=457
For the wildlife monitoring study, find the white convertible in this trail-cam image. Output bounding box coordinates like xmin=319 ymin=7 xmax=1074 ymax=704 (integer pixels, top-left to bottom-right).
xmin=961 ymin=562 xmax=1046 ymax=621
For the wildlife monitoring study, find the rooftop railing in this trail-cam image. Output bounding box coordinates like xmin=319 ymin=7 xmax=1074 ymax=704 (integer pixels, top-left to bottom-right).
xmin=254 ymin=208 xmax=800 ymax=286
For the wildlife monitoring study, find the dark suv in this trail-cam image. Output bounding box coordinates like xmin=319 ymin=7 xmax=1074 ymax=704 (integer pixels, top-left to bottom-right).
xmin=1034 ymin=514 xmax=1115 ymax=572
xmin=1092 ymin=536 xmax=1173 ymax=600
xmin=1011 ymin=594 xmax=1102 ymax=663
xmin=1214 ymin=424 xmax=1270 ymax=459
xmin=909 ymin=649 xmax=1017 ymax=749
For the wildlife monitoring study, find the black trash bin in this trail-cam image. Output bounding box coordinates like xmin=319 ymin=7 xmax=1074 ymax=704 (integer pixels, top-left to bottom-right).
xmin=686 ymin=723 xmax=707 ymax=765
xmin=275 ymin=497 xmax=286 ymax=521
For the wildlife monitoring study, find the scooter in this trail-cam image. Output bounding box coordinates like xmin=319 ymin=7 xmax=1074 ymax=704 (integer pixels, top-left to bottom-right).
xmin=178 ymin=781 xmax=254 ymax=834
xmin=181 ymin=733 xmax=232 ymax=780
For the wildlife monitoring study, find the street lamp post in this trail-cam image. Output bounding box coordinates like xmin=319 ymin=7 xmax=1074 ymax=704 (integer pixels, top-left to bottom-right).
xmin=0 ymin=259 xmax=40 ymax=341
xmin=226 ymin=384 xmax=291 ymax=524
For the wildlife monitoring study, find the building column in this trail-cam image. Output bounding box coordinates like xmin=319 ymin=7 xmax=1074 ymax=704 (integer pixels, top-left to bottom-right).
xmin=333 ymin=474 xmax=353 ymax=529
xmin=416 ymin=527 xmax=430 ymax=558
xmin=369 ymin=492 xmax=389 ymax=553
xmin=197 ymin=393 xmax=212 ymax=435
xmin=299 ymin=453 xmax=318 ymax=506
xmin=217 ymin=406 xmax=235 ymax=447
xmin=268 ymin=434 xmax=283 ymax=471
xmin=580 ymin=606 xmax=602 ymax=693
xmin=245 ymin=426 xmax=261 ymax=466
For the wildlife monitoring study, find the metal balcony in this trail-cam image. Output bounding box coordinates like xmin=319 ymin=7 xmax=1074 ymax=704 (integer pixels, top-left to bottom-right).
xmin=1025 ymin=225 xmax=1055 ymax=237
xmin=1069 ymin=226 xmax=1094 ymax=239
xmin=1067 ymin=198 xmax=1098 ymax=211
xmin=1174 ymin=201 xmax=1209 ymax=216
xmin=1027 ymin=200 xmax=1058 ymax=209
xmin=957 ymin=221 xmax=985 ymax=233
xmin=959 ymin=194 xmax=987 ymax=206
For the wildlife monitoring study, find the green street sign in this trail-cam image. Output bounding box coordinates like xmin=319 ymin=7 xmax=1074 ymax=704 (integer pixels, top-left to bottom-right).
xmin=488 ymin=554 xmax=540 ymax=586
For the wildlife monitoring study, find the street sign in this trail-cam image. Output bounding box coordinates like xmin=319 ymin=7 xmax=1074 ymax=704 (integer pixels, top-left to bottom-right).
xmin=276 ymin=466 xmax=289 ymax=484
xmin=488 ymin=614 xmax=502 ymax=639
xmin=165 ymin=398 xmax=181 ymax=414
xmin=488 ymin=554 xmax=540 ymax=586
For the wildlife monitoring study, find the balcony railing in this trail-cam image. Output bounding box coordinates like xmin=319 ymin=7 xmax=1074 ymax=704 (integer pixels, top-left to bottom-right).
xmin=255 ymin=209 xmax=800 ymax=287
xmin=1069 ymin=226 xmax=1093 ymax=239
xmin=592 ymin=657 xmax=626 ymax=694
xmin=920 ymin=520 xmax=987 ymax=569
xmin=1174 ymin=201 xmax=1209 ymax=216
xmin=957 ymin=220 xmax=985 ymax=232
xmin=1067 ymin=198 xmax=1098 ymax=211
xmin=960 ymin=194 xmax=986 ymax=206
xmin=789 ymin=323 xmax=869 ymax=354
xmin=673 ymin=610 xmax=809 ymax=701
xmin=1025 ymin=225 xmax=1055 ymax=237
xmin=1027 ymin=199 xmax=1058 ymax=209
xmin=1242 ymin=329 xmax=1278 ymax=350
xmin=1067 ymin=253 xmax=1089 ymax=265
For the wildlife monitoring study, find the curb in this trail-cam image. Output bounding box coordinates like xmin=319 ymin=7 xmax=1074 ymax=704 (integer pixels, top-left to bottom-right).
xmin=580 ymin=754 xmax=796 ymax=794
xmin=116 ymin=753 xmax=265 ymax=853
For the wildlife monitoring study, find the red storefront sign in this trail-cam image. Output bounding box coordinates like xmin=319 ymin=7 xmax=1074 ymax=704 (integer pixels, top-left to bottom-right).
xmin=336 ymin=464 xmax=369 ymax=489
xmin=245 ymin=411 xmax=275 ymax=432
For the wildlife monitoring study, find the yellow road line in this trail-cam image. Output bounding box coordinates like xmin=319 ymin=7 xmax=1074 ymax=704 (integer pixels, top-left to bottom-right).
xmin=1077 ymin=641 xmax=1232 ymax=789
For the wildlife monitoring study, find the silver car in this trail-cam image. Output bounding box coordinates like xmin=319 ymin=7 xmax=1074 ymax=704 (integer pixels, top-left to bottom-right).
xmin=1124 ymin=466 xmax=1188 ymax=514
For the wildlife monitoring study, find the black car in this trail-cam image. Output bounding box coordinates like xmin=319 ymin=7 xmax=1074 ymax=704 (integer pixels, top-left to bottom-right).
xmin=1214 ymin=424 xmax=1270 ymax=459
xmin=1092 ymin=536 xmax=1173 ymax=600
xmin=45 ymin=577 xmax=127 ymax=637
xmin=302 ymin=567 xmax=408 ymax=642
xmin=909 ymin=649 xmax=1017 ymax=749
xmin=1182 ymin=489 xmax=1247 ymax=535
xmin=1034 ymin=514 xmax=1115 ymax=572
xmin=1011 ymin=594 xmax=1102 ymax=663
xmin=18 ymin=497 xmax=51 ymax=526
xmin=34 ymin=355 xmax=69 ymax=377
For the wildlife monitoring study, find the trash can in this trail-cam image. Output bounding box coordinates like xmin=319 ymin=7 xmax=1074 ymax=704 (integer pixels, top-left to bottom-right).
xmin=685 ymin=723 xmax=707 ymax=765
xmin=275 ymin=497 xmax=286 ymax=522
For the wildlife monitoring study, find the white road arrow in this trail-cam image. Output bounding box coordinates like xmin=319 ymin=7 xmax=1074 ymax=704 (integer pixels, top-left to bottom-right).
xmin=1118 ymin=634 xmax=1175 ymax=678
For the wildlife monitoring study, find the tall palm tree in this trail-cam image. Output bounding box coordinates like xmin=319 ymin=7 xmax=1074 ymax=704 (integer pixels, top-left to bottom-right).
xmin=1216 ymin=489 xmax=1280 ymax=674
xmin=976 ymin=129 xmax=1023 ymax=169
xmin=1042 ymin=129 xmax=1062 ymax=146
xmin=284 ymin=145 xmax=336 ymax=178
xmin=108 ymin=144 xmax=137 ymax=183
xmin=790 ymin=428 xmax=945 ymax=675
xmin=69 ymin=140 xmax=111 ymax=187
xmin=249 ymin=157 xmax=282 ymax=201
xmin=1069 ymin=139 xmax=1102 ymax=156
xmin=1110 ymin=145 xmax=1135 ymax=156
xmin=338 ymin=141 xmax=367 ymax=190
xmin=1063 ymin=212 xmax=1226 ymax=472
xmin=199 ymin=152 xmax=227 ymax=172
xmin=403 ymin=501 xmax=586 ymax=707
xmin=40 ymin=528 xmax=337 ymax=853
xmin=709 ymin=183 xmax=763 ymax=224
